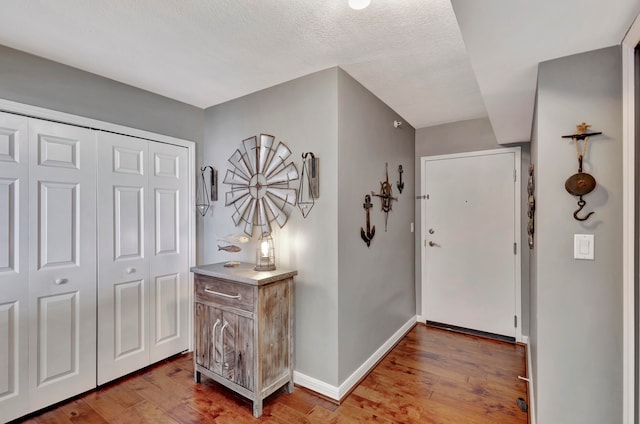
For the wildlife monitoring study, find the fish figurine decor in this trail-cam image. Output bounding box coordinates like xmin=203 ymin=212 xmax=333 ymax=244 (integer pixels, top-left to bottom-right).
xmin=218 ymin=244 xmax=241 ymax=253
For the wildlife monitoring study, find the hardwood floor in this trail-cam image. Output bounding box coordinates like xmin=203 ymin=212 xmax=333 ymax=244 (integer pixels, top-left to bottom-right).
xmin=18 ymin=324 xmax=528 ymax=423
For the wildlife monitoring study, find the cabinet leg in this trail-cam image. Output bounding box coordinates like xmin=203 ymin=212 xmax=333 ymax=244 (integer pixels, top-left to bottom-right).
xmin=285 ymin=380 xmax=294 ymax=394
xmin=194 ymin=370 xmax=201 ymax=383
xmin=253 ymin=400 xmax=263 ymax=418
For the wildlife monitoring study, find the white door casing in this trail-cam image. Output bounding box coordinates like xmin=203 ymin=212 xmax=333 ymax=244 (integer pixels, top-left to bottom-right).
xmin=421 ymin=148 xmax=521 ymax=341
xmin=97 ymin=132 xmax=190 ymax=384
xmin=0 ymin=112 xmax=29 ymax=422
xmin=27 ymin=118 xmax=97 ymax=410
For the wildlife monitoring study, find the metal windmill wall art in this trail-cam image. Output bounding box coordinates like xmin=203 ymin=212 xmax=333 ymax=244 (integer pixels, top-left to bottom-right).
xmin=223 ymin=134 xmax=299 ymax=236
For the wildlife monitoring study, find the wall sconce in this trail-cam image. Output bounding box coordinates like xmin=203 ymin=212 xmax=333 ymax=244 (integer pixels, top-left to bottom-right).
xmin=255 ymin=232 xmax=275 ymax=271
xmin=196 ymin=165 xmax=217 ymax=216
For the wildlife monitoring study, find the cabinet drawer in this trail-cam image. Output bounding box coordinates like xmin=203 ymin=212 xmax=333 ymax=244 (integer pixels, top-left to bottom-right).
xmin=195 ymin=277 xmax=255 ymax=312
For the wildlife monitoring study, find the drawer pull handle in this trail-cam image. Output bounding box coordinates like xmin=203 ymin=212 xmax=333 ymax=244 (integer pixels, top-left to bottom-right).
xmin=205 ymin=288 xmax=241 ymax=300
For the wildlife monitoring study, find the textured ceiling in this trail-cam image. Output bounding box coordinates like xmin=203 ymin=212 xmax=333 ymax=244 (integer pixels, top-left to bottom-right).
xmin=0 ymin=0 xmax=485 ymax=130
xmin=0 ymin=1 xmax=639 ymax=138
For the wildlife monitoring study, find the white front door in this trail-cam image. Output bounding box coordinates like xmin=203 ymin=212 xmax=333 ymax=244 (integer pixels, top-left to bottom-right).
xmin=97 ymin=132 xmax=189 ymax=384
xmin=0 ymin=112 xmax=29 ymax=422
xmin=27 ymin=118 xmax=97 ymax=409
xmin=421 ymin=148 xmax=520 ymax=340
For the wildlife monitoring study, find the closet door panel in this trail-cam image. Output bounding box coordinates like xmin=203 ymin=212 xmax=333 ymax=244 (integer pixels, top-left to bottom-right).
xmin=27 ymin=119 xmax=96 ymax=411
xmin=149 ymin=142 xmax=189 ymax=362
xmin=0 ymin=112 xmax=29 ymax=423
xmin=97 ymin=132 xmax=150 ymax=385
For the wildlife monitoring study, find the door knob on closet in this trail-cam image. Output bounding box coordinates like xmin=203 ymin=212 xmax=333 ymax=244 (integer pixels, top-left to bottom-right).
xmin=54 ymin=278 xmax=68 ymax=285
xmin=126 ymin=267 xmax=136 ymax=274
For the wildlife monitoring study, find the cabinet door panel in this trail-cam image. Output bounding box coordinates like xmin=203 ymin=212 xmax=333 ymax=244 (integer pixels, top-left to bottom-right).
xmin=28 ymin=118 xmax=96 ymax=411
xmin=234 ymin=314 xmax=254 ymax=391
xmin=97 ymin=132 xmax=149 ymax=385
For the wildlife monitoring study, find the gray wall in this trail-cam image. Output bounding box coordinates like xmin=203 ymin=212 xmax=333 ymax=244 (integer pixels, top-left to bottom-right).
xmin=0 ymin=44 xmax=203 ymax=143
xmin=202 ymin=67 xmax=417 ymax=388
xmin=202 ymin=68 xmax=341 ymax=385
xmin=414 ymin=118 xmax=530 ymax=336
xmin=532 ymin=45 xmax=623 ymax=423
xmin=337 ymin=69 xmax=416 ymax=383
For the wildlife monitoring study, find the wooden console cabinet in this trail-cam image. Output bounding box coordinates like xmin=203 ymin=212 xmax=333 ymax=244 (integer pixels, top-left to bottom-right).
xmin=191 ymin=262 xmax=296 ymax=418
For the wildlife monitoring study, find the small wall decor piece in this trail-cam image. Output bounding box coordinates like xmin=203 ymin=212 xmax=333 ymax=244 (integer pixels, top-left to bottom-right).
xmin=297 ymin=152 xmax=319 ymax=218
xmin=196 ymin=165 xmax=217 ymax=216
xmin=223 ymin=134 xmax=298 ymax=236
xmin=371 ymin=162 xmax=398 ymax=231
xmin=360 ymin=194 xmax=375 ymax=247
xmin=397 ymin=165 xmax=404 ymax=194
xmin=561 ymin=122 xmax=601 ymax=222
xmin=527 ymin=164 xmax=535 ymax=249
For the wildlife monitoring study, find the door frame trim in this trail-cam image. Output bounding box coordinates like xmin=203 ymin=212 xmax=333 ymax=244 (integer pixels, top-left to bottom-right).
xmin=0 ymin=98 xmax=197 ymax=352
xmin=621 ymin=13 xmax=639 ymax=424
xmin=420 ymin=147 xmax=522 ymax=343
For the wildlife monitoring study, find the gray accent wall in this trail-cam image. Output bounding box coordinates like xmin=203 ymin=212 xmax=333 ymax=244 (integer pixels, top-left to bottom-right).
xmin=202 ymin=67 xmax=416 ymax=388
xmin=203 ymin=68 xmax=341 ymax=385
xmin=337 ymin=69 xmax=416 ymax=383
xmin=0 ymin=44 xmax=203 ymax=143
xmin=414 ymin=118 xmax=530 ymax=336
xmin=531 ymin=45 xmax=623 ymax=423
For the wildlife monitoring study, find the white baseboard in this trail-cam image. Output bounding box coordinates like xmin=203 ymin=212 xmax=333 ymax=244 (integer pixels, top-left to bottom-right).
xmin=293 ymin=315 xmax=417 ymax=402
xmin=521 ymin=335 xmax=529 ymax=344
xmin=293 ymin=370 xmax=340 ymax=400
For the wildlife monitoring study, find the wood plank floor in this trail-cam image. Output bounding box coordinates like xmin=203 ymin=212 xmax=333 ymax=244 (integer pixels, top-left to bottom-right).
xmin=18 ymin=324 xmax=528 ymax=423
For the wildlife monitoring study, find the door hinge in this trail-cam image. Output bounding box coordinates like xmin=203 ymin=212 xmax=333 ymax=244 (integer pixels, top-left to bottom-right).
xmin=513 ymin=242 xmax=517 ymax=255
xmin=514 ymin=169 xmax=517 ymax=182
xmin=514 ymin=315 xmax=518 ymax=328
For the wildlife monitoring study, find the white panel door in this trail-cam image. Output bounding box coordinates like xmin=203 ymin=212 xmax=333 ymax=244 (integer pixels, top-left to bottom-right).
xmin=148 ymin=142 xmax=189 ymax=362
xmin=0 ymin=112 xmax=29 ymax=422
xmin=422 ymin=149 xmax=519 ymax=339
xmin=97 ymin=132 xmax=150 ymax=384
xmin=27 ymin=119 xmax=97 ymax=410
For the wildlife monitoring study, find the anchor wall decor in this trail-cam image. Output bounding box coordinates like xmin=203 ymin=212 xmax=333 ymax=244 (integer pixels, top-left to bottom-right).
xmin=397 ymin=165 xmax=404 ymax=194
xmin=371 ymin=162 xmax=398 ymax=232
xmin=360 ymin=194 xmax=375 ymax=247
xmin=561 ymin=122 xmax=601 ymax=222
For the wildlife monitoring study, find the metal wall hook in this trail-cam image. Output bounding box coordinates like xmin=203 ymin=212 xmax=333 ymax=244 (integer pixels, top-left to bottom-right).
xmin=573 ymin=196 xmax=595 ymax=221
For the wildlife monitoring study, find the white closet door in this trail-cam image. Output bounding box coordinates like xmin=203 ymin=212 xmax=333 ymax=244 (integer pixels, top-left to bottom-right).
xmin=27 ymin=119 xmax=97 ymax=410
xmin=0 ymin=112 xmax=30 ymax=422
xmin=148 ymin=142 xmax=189 ymax=362
xmin=97 ymin=132 xmax=150 ymax=384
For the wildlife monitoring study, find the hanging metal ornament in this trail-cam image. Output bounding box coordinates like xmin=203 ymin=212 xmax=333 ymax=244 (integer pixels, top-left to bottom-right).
xmin=360 ymin=194 xmax=375 ymax=247
xmin=196 ymin=165 xmax=215 ymax=216
xmin=297 ymin=152 xmax=317 ymax=218
xmin=561 ymin=123 xmax=601 ymax=222
xmin=223 ymin=134 xmax=298 ymax=236
xmin=397 ymin=165 xmax=404 ymax=194
xmin=371 ymin=162 xmax=398 ymax=232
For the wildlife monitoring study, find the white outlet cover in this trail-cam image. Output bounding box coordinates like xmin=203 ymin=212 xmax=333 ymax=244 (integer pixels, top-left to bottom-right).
xmin=574 ymin=234 xmax=594 ymax=260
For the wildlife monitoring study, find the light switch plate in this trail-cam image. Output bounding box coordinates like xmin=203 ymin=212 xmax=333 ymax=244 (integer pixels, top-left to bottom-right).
xmin=574 ymin=234 xmax=594 ymax=260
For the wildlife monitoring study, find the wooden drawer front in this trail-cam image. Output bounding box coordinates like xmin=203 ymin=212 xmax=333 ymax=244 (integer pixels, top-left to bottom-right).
xmin=195 ymin=276 xmax=254 ymax=312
